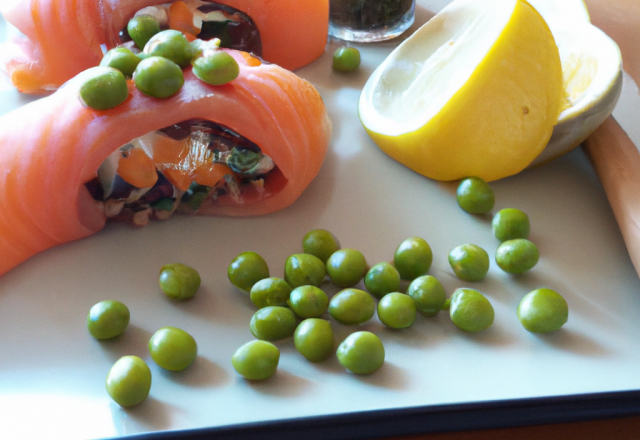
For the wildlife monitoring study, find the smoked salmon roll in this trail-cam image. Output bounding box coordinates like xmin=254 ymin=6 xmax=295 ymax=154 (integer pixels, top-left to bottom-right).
xmin=0 ymin=49 xmax=332 ymax=276
xmin=0 ymin=0 xmax=329 ymax=94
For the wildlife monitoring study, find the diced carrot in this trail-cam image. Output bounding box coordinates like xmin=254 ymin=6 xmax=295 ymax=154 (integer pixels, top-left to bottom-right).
xmin=240 ymin=52 xmax=262 ymax=67
xmin=162 ymin=168 xmax=192 ymax=192
xmin=117 ymin=148 xmax=158 ymax=189
xmin=169 ymin=1 xmax=200 ymax=37
xmin=183 ymin=32 xmax=197 ymax=42
xmin=151 ymin=136 xmax=188 ymax=166
xmin=193 ymin=162 xmax=233 ymax=187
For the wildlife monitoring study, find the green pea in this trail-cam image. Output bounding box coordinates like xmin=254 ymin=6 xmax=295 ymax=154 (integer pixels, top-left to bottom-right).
xmin=250 ymin=277 xmax=292 ymax=309
xmin=377 ymin=292 xmax=416 ymax=329
xmin=332 ymin=46 xmax=361 ymax=72
xmin=288 ymin=285 xmax=329 ymax=318
xmin=193 ymin=51 xmax=240 ymax=85
xmin=393 ymin=237 xmax=433 ymax=280
xmin=492 ymin=208 xmax=530 ymax=241
xmin=250 ymin=306 xmax=297 ymax=341
xmin=364 ymin=262 xmax=401 ymax=299
xmin=87 ymin=300 xmax=130 ymax=340
xmin=456 ymin=176 xmax=495 ymax=214
xmin=100 ymin=47 xmax=141 ymax=77
xmin=78 ymin=67 xmax=129 ymax=110
xmin=127 ymin=15 xmax=161 ymax=49
xmin=449 ymin=288 xmax=494 ymax=332
xmin=284 ymin=253 xmax=326 ymax=288
xmin=143 ymin=29 xmax=192 ymax=68
xmin=517 ymin=288 xmax=568 ymax=333
xmin=228 ymin=251 xmax=270 ymax=292
xmin=133 ymin=56 xmax=184 ymax=98
xmin=159 ymin=263 xmax=201 ymax=300
xmin=326 ymin=248 xmax=368 ymax=287
xmin=148 ymin=327 xmax=198 ymax=371
xmin=294 ymin=319 xmax=334 ymax=363
xmin=406 ymin=275 xmax=446 ymax=317
xmin=328 ymin=288 xmax=375 ymax=325
xmin=448 ymin=244 xmax=490 ymax=281
xmin=232 ymin=340 xmax=280 ymax=380
xmin=105 ymin=356 xmax=152 ymax=407
xmin=336 ymin=331 xmax=384 ymax=374
xmin=495 ymin=239 xmax=539 ymax=274
xmin=302 ymin=229 xmax=341 ymax=264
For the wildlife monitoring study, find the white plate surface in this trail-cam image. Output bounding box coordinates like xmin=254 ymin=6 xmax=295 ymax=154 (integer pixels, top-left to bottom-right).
xmin=1 ymin=2 xmax=640 ymax=439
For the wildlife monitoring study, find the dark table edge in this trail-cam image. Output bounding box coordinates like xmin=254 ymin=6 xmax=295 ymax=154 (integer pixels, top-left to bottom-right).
xmin=109 ymin=389 xmax=640 ymax=440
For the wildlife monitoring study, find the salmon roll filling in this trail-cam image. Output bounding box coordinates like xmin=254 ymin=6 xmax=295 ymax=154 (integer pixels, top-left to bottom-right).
xmin=121 ymin=1 xmax=262 ymax=56
xmin=85 ymin=119 xmax=282 ymax=226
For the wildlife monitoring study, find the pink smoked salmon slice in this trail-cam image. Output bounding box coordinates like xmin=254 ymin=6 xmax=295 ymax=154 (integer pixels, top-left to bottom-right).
xmin=0 ymin=0 xmax=329 ymax=94
xmin=0 ymin=49 xmax=332 ymax=276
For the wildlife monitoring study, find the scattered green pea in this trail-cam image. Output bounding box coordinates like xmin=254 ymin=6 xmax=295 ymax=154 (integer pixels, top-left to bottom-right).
xmin=192 ymin=51 xmax=240 ymax=85
xmin=284 ymin=253 xmax=326 ymax=288
xmin=302 ymin=229 xmax=341 ymax=264
xmin=492 ymin=208 xmax=530 ymax=241
xmin=288 ymin=285 xmax=329 ymax=318
xmin=105 ymin=355 xmax=152 ymax=407
xmin=332 ymin=46 xmax=361 ymax=72
xmin=228 ymin=251 xmax=270 ymax=292
xmin=250 ymin=306 xmax=297 ymax=341
xmin=448 ymin=243 xmax=490 ymax=281
xmin=100 ymin=47 xmax=141 ymax=77
xmin=328 ymin=288 xmax=375 ymax=325
xmin=364 ymin=262 xmax=401 ymax=299
xmin=377 ymin=292 xmax=416 ymax=329
xmin=250 ymin=277 xmax=292 ymax=309
xmin=406 ymin=275 xmax=446 ymax=317
xmin=517 ymin=288 xmax=568 ymax=333
xmin=232 ymin=340 xmax=280 ymax=380
xmin=337 ymin=331 xmax=385 ymax=374
xmin=148 ymin=327 xmax=198 ymax=371
xmin=158 ymin=263 xmax=201 ymax=300
xmin=143 ymin=29 xmax=192 ymax=68
xmin=393 ymin=237 xmax=433 ymax=280
xmin=326 ymin=248 xmax=368 ymax=287
xmin=133 ymin=56 xmax=184 ymax=99
xmin=127 ymin=15 xmax=161 ymax=50
xmin=495 ymin=239 xmax=539 ymax=274
xmin=294 ymin=319 xmax=334 ymax=363
xmin=456 ymin=176 xmax=495 ymax=214
xmin=78 ymin=67 xmax=129 ymax=110
xmin=449 ymin=288 xmax=494 ymax=332
xmin=87 ymin=300 xmax=130 ymax=340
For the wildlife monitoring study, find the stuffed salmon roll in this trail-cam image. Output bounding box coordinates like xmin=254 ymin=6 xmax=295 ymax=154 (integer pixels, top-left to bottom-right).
xmin=0 ymin=0 xmax=329 ymax=94
xmin=0 ymin=49 xmax=332 ymax=276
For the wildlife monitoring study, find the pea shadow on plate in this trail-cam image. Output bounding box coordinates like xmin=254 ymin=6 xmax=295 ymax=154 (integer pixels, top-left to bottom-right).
xmin=383 ymin=313 xmax=452 ymax=349
xmin=246 ymin=370 xmax=313 ymax=397
xmin=156 ymin=356 xmax=231 ymax=389
xmin=534 ymin=328 xmax=611 ymax=357
xmin=355 ymin=361 xmax=409 ymax=390
xmin=451 ymin=321 xmax=518 ymax=348
xmin=111 ymin=396 xmax=179 ymax=434
xmin=98 ymin=324 xmax=154 ymax=361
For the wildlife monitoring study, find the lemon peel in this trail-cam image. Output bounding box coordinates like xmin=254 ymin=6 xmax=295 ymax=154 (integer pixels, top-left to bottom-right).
xmin=527 ymin=0 xmax=622 ymax=166
xmin=358 ymin=0 xmax=564 ymax=182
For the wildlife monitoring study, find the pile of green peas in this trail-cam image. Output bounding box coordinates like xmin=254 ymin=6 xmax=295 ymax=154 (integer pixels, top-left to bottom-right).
xmin=79 ymin=15 xmax=241 ymax=110
xmin=453 ymin=176 xmax=568 ymax=331
xmin=87 ymin=262 xmax=202 ymax=407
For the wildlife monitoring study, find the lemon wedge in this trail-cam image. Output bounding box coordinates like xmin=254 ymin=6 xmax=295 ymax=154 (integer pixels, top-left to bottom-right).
xmin=527 ymin=0 xmax=622 ymax=166
xmin=358 ymin=0 xmax=564 ymax=182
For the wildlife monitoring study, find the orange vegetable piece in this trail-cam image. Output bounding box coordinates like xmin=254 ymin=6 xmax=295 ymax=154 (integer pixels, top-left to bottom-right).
xmin=169 ymin=1 xmax=200 ymax=37
xmin=117 ymin=148 xmax=158 ymax=189
xmin=193 ymin=162 xmax=233 ymax=187
xmin=240 ymin=52 xmax=261 ymax=67
xmin=162 ymin=168 xmax=192 ymax=192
